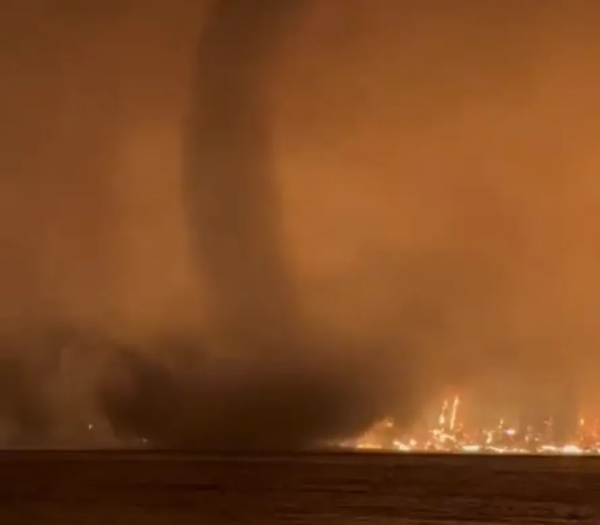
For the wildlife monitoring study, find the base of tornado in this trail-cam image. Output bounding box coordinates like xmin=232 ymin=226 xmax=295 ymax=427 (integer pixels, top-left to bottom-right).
xmin=0 ymin=329 xmax=405 ymax=450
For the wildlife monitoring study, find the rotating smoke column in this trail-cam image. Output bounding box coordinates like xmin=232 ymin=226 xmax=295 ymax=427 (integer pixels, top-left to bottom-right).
xmin=101 ymin=0 xmax=410 ymax=449
xmin=186 ymin=0 xmax=302 ymax=353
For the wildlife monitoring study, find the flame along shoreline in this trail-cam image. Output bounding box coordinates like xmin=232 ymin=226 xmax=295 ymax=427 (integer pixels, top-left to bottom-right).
xmin=348 ymin=394 xmax=600 ymax=456
xmin=351 ymin=441 xmax=596 ymax=455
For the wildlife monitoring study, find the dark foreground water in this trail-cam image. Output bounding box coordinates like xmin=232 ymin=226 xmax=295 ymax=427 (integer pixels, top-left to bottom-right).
xmin=0 ymin=452 xmax=599 ymax=524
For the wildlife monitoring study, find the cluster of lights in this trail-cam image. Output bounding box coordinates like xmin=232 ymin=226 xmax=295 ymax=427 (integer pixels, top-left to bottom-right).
xmin=351 ymin=395 xmax=600 ymax=455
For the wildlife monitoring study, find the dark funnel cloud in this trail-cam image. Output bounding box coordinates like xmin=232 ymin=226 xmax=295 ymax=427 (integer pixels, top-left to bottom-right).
xmin=101 ymin=0 xmax=411 ymax=450
xmin=184 ymin=0 xmax=304 ymax=348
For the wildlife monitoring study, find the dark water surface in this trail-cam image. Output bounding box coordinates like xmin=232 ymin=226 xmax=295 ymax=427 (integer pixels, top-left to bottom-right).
xmin=0 ymin=452 xmax=599 ymax=523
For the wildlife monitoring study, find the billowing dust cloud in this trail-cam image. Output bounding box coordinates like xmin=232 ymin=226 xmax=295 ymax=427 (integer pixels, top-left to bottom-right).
xmin=1 ymin=1 xmax=600 ymax=447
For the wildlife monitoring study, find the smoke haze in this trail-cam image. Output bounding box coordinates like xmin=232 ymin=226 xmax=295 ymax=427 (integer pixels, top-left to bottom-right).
xmin=1 ymin=1 xmax=600 ymax=446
